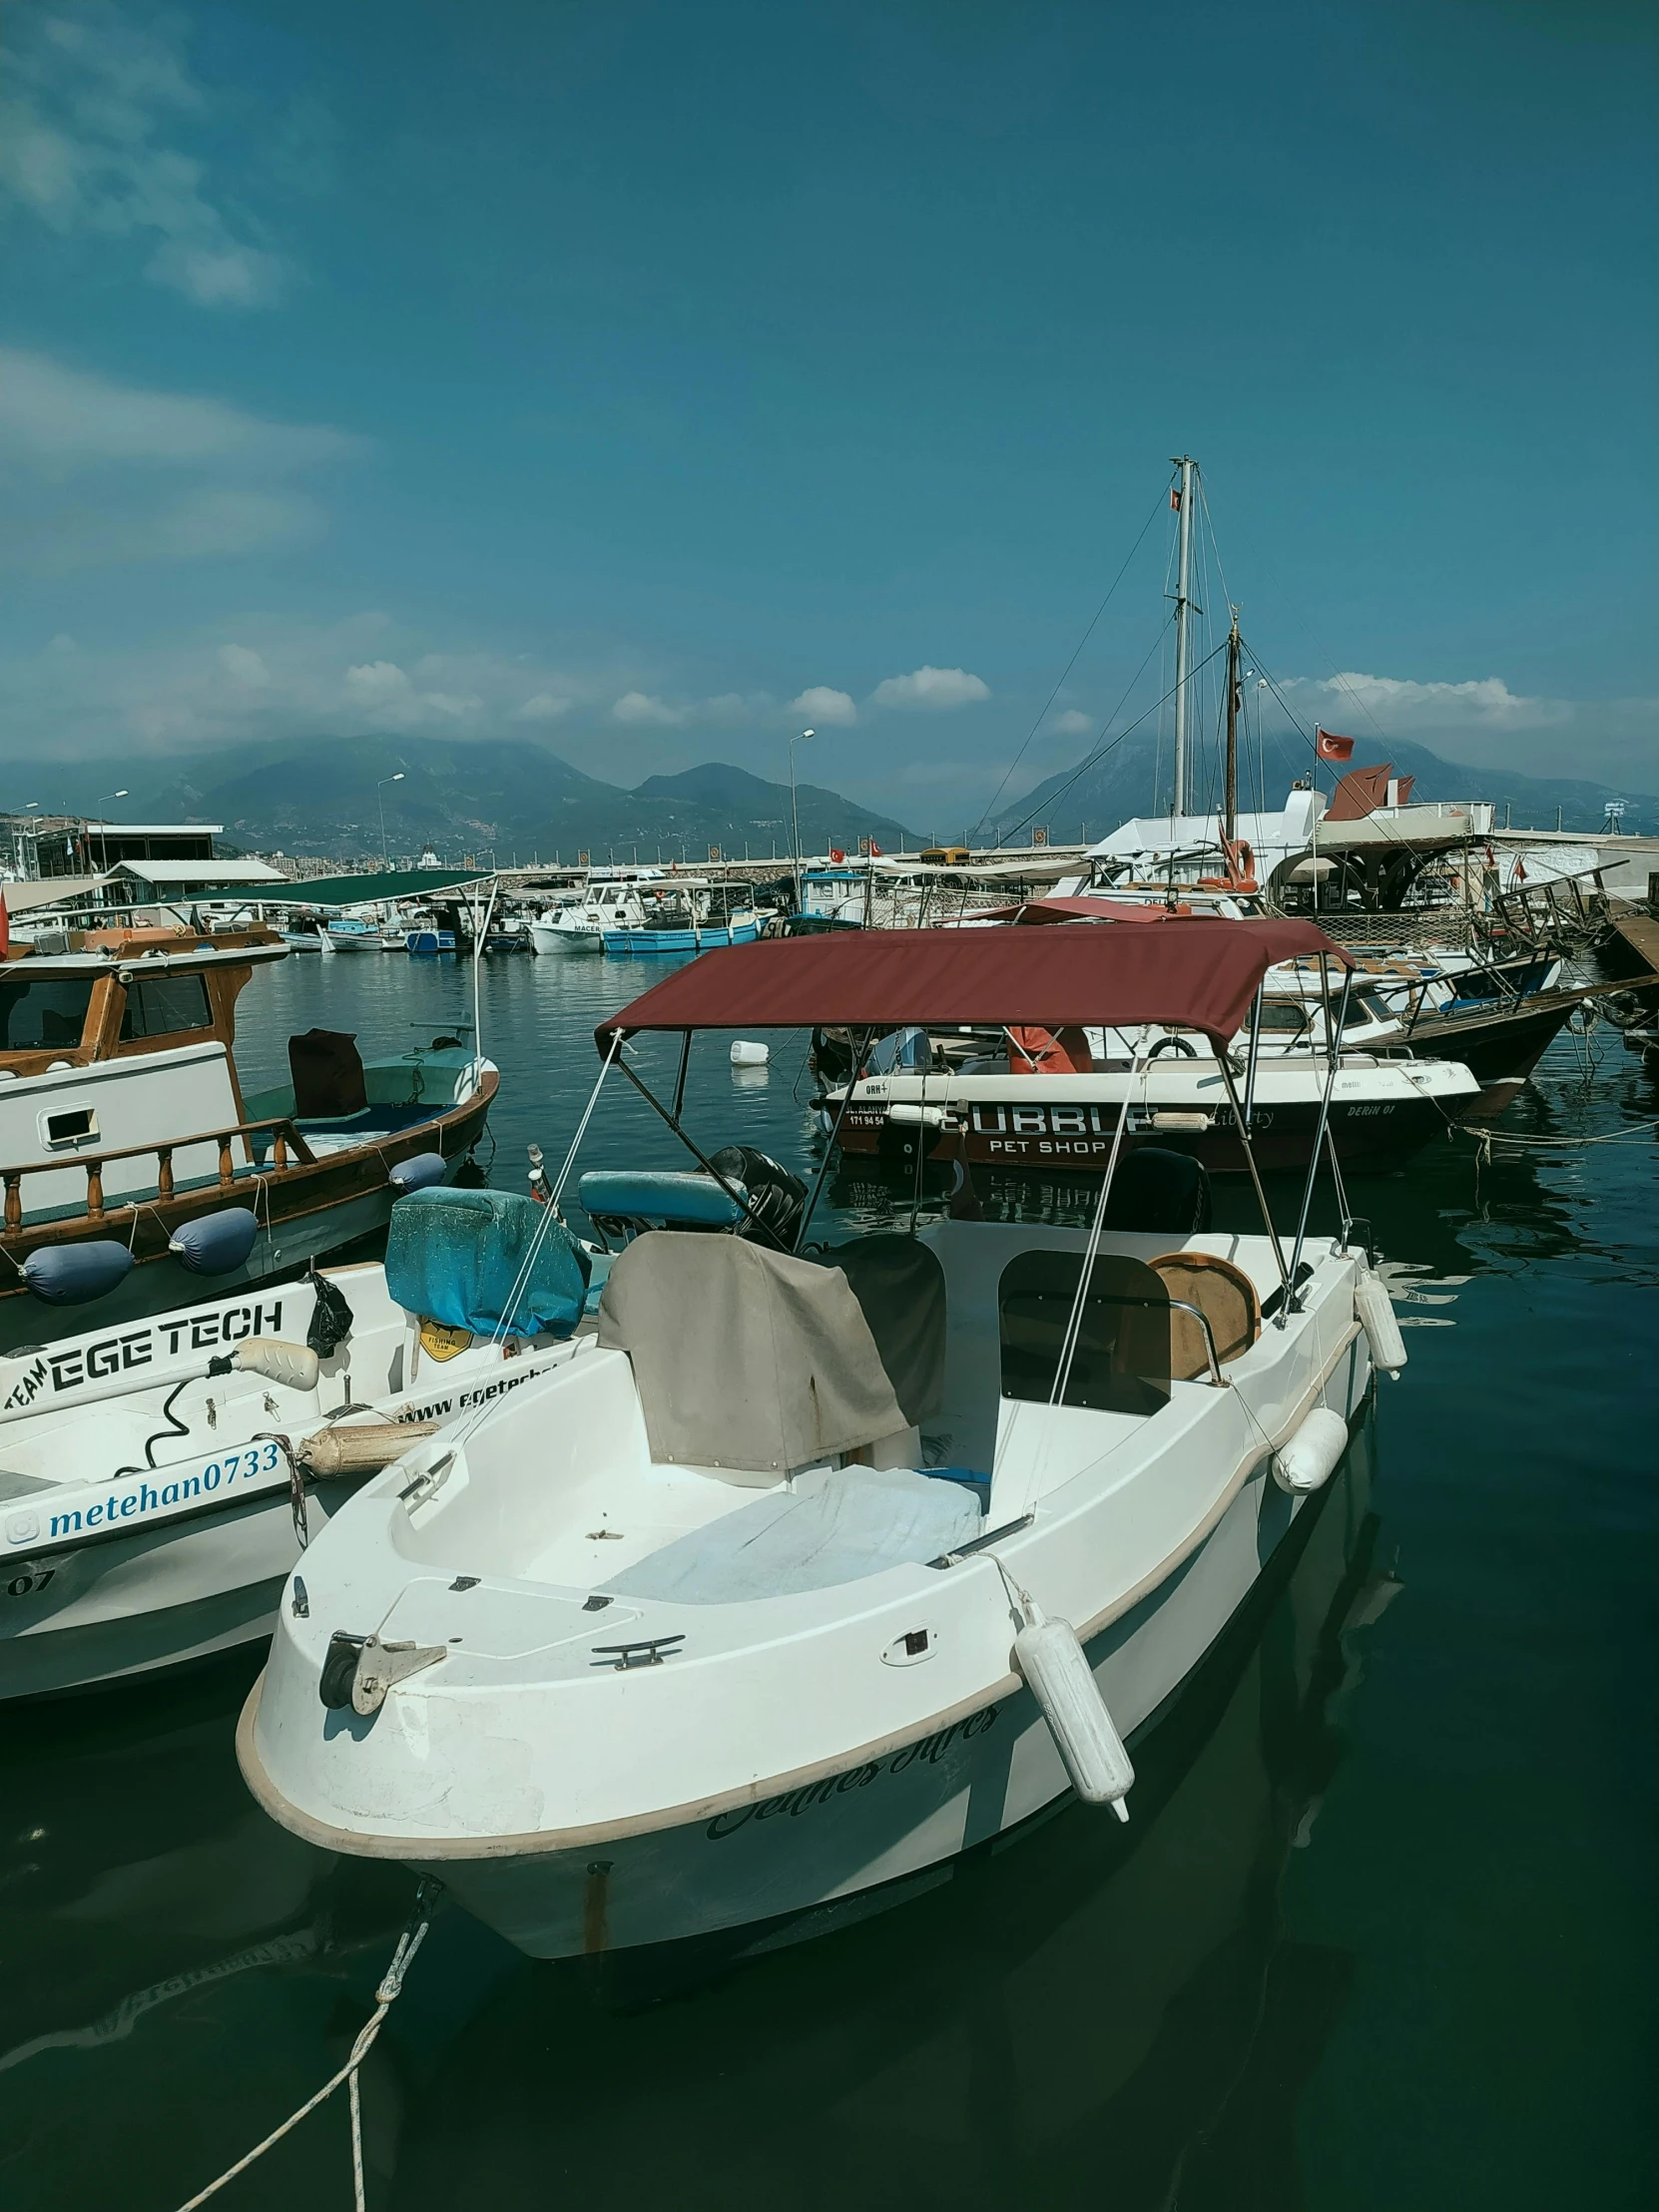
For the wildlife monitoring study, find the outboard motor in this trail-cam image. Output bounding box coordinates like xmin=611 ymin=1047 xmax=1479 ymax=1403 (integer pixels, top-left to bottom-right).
xmin=708 ymin=1145 xmax=808 ymax=1249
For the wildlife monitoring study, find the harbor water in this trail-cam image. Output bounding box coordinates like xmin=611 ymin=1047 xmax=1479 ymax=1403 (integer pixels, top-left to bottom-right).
xmin=1 ymin=948 xmax=1654 ymax=2209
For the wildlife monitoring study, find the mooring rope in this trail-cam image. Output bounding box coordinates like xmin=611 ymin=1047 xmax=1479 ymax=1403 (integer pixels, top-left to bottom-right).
xmin=173 ymin=1880 xmax=441 ymax=2212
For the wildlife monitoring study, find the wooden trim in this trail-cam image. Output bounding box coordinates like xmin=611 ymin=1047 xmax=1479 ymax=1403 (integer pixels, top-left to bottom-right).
xmin=0 ymin=1072 xmax=493 ymax=1281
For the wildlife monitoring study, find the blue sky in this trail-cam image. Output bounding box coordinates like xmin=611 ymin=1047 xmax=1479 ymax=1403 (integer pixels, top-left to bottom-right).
xmin=1 ymin=0 xmax=1653 ymax=818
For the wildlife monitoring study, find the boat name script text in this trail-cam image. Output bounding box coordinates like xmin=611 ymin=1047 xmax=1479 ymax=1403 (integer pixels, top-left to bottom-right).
xmin=705 ymin=1707 xmax=1000 ymax=1840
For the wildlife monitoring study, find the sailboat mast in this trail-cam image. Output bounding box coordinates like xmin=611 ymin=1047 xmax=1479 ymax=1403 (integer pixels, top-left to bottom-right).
xmin=1171 ymin=454 xmax=1195 ymax=819
xmin=1223 ymin=606 xmax=1241 ymax=845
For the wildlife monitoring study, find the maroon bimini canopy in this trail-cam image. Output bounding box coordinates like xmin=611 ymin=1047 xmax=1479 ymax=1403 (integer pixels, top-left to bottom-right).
xmin=970 ymin=895 xmax=1184 ymax=926
xmin=595 ymin=918 xmax=1351 ymax=1054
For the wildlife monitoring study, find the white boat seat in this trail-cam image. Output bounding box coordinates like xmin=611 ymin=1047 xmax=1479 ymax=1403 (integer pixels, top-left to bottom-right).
xmin=603 ymin=1463 xmax=980 ymax=1605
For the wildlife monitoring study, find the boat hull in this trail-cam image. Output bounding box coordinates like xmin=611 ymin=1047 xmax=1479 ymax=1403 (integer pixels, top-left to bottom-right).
xmin=1386 ymin=995 xmax=1581 ymax=1118
xmin=1 ymin=1485 xmax=340 ymax=1701
xmin=238 ymin=1336 xmax=1373 ymax=1959
xmin=601 ymin=919 xmax=762 ymax=955
xmin=832 ymin=1088 xmax=1456 ymax=1175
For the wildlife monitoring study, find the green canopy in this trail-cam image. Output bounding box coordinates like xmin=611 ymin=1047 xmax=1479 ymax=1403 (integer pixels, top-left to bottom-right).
xmin=200 ymin=867 xmax=495 ymax=909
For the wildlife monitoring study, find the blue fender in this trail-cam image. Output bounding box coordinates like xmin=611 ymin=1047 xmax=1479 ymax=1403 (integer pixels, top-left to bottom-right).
xmin=169 ymin=1207 xmax=260 ymax=1276
xmin=24 ymin=1241 xmax=137 ymax=1305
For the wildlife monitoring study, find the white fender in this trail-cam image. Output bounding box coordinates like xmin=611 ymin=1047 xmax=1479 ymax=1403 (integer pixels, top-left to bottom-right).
xmin=233 ymin=1338 xmax=321 ymax=1391
xmin=1355 ymin=1263 xmax=1407 ymax=1378
xmin=1012 ymin=1600 xmax=1134 ymax=1821
xmin=729 ymin=1039 xmax=770 ymax=1066
xmin=1272 ymin=1405 xmax=1350 ymax=1495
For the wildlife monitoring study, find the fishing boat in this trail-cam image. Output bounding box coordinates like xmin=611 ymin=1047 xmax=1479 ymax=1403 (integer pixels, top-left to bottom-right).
xmin=404 ymin=921 xmax=457 ymax=955
xmin=0 ymin=1185 xmax=592 ymax=1699
xmin=0 ymin=928 xmax=497 ymax=1354
xmin=239 ymin=917 xmax=1409 ymax=1959
xmin=324 ymin=916 xmax=381 ymax=953
xmin=600 ymin=878 xmax=764 ymax=955
xmin=531 ymin=868 xmax=668 ymax=952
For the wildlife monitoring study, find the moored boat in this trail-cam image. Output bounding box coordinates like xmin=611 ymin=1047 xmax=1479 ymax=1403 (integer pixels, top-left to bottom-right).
xmin=0 ymin=928 xmax=497 ymax=1353
xmin=0 ymin=1184 xmax=592 ymax=1698
xmin=239 ymin=916 xmax=1405 ymax=1959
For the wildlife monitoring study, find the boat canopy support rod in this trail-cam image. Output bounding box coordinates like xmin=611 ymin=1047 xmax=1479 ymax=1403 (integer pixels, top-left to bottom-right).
xmin=1285 ymin=956 xmax=1353 ymax=1309
xmin=793 ymin=1028 xmax=874 ymax=1252
xmin=615 ymin=1039 xmax=792 ymax=1251
xmin=1216 ymin=1052 xmax=1292 ymax=1302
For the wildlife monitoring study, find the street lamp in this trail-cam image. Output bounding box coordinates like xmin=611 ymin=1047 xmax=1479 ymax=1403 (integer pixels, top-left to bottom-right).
xmin=94 ymin=790 xmax=128 ymax=878
xmin=790 ymin=728 xmax=815 ymax=909
xmin=377 ymin=772 xmax=405 ymax=866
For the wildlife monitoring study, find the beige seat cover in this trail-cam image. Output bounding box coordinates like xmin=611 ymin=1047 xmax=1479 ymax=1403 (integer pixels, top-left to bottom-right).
xmin=1149 ymin=1251 xmax=1261 ymax=1380
xmin=597 ymin=1231 xmax=908 ymax=1475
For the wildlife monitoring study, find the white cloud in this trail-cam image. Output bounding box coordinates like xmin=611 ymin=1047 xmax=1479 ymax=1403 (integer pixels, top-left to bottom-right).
xmin=0 ymin=10 xmax=291 ymax=307
xmin=0 ymin=345 xmax=355 ymax=467
xmin=218 ymin=643 xmax=270 ymax=687
xmin=870 ymin=665 xmax=991 ymax=712
xmin=343 ymin=659 xmax=481 ymax=732
xmin=791 ymin=685 xmax=857 ymax=726
xmin=612 ymin=691 xmax=688 ymax=727
xmin=1286 ymin=671 xmax=1572 ymax=732
xmin=1050 ymin=708 xmax=1092 ymax=735
xmin=0 ymin=346 xmax=362 ymax=571
xmin=510 ymin=692 xmax=574 ymax=723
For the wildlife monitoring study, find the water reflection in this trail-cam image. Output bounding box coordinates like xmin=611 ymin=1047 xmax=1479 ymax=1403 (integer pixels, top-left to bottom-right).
xmin=0 ymin=1413 xmax=1396 ymax=2212
xmin=383 ymin=1428 xmax=1392 ymax=2210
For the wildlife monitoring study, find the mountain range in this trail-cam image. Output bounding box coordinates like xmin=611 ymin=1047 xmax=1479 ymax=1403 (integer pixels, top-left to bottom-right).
xmin=9 ymin=726 xmax=1651 ymax=866
xmin=990 ymin=727 xmax=1656 ymax=843
xmin=20 ymin=740 xmax=928 ymax=866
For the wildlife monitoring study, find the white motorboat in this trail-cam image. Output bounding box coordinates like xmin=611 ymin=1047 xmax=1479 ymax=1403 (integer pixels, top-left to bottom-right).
xmin=241 ymin=919 xmax=1409 ymax=1959
xmin=531 ymin=867 xmax=668 ymax=951
xmin=0 ymin=1184 xmax=594 ymax=1699
xmin=804 ymin=922 xmax=1478 ymax=1178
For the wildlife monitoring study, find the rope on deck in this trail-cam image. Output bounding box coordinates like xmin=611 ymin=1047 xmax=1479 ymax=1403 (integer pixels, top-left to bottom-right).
xmin=174 ymin=1879 xmax=441 ymax=2212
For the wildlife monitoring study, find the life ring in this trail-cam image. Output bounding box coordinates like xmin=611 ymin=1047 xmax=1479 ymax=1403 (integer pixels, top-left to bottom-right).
xmin=1147 ymin=1034 xmax=1198 ymax=1059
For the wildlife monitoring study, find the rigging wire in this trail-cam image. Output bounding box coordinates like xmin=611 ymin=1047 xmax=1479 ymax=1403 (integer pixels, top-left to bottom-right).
xmin=973 ymin=486 xmax=1168 ymax=843
xmin=999 ymin=635 xmax=1232 ymax=845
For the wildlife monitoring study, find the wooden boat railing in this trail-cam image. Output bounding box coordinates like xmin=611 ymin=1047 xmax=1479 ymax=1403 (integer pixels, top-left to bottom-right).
xmin=2 ymin=1116 xmax=318 ymax=1234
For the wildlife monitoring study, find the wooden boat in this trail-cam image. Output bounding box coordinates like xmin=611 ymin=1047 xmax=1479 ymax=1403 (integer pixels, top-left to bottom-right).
xmin=0 ymin=928 xmax=496 ymax=1353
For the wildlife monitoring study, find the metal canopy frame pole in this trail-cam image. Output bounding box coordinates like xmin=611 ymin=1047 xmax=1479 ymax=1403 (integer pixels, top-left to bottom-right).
xmin=793 ymin=1027 xmax=873 ymax=1252
xmin=1217 ymin=1051 xmax=1292 ymax=1302
xmin=613 ymin=1036 xmax=792 ymax=1251
xmin=1242 ymin=980 xmax=1265 ymax=1129
xmin=1285 ymin=958 xmax=1354 ymax=1309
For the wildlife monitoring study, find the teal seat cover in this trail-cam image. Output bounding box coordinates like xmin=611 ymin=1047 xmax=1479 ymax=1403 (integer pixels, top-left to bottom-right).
xmin=385 ymin=1187 xmax=590 ymax=1338
xmin=577 ymin=1170 xmax=744 ymax=1229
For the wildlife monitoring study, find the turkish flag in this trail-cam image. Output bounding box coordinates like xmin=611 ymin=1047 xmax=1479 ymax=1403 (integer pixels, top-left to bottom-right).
xmin=0 ymin=888 xmax=9 ymax=961
xmin=1169 ymin=487 xmax=1182 ymax=511
xmin=1316 ymin=728 xmax=1355 ymax=762
xmin=829 ymin=847 xmax=845 ymax=863
xmin=869 ymin=839 xmax=882 ymax=857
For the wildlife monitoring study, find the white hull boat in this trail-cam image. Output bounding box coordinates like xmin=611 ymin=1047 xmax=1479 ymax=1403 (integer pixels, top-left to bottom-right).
xmin=0 ymin=1187 xmax=594 ymax=1699
xmin=241 ymin=917 xmax=1410 ymax=1960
